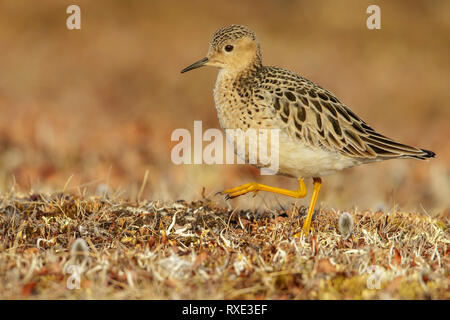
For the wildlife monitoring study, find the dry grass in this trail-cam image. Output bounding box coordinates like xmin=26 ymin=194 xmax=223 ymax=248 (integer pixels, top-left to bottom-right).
xmin=0 ymin=191 xmax=448 ymax=299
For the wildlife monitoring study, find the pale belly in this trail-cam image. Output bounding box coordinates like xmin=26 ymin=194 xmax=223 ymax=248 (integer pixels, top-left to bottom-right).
xmin=276 ymin=133 xmax=360 ymax=178
xmin=223 ymin=128 xmax=360 ymax=178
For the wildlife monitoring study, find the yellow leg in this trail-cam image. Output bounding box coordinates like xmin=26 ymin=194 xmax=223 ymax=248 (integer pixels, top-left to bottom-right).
xmin=300 ymin=177 xmax=322 ymax=235
xmin=221 ymin=178 xmax=307 ymax=199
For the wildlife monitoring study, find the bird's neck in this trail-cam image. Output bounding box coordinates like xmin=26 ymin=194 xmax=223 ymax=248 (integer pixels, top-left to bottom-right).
xmin=214 ymin=58 xmax=263 ymax=126
xmin=217 ymin=58 xmax=263 ymax=85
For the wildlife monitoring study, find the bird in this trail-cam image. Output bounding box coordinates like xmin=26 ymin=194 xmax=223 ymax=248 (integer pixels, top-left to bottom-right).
xmin=180 ymin=24 xmax=435 ymax=235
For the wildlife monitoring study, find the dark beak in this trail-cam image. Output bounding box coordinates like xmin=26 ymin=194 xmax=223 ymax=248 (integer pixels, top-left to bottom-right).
xmin=181 ymin=57 xmax=209 ymax=73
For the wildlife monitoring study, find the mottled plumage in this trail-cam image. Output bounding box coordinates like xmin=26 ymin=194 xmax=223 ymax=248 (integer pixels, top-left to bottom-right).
xmin=181 ymin=24 xmax=435 ymax=235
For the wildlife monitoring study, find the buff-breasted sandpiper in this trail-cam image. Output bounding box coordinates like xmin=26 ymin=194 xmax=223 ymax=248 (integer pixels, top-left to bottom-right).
xmin=181 ymin=25 xmax=435 ymax=235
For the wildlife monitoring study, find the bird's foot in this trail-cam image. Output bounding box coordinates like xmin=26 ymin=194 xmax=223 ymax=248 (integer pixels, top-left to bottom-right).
xmin=220 ymin=182 xmax=260 ymax=200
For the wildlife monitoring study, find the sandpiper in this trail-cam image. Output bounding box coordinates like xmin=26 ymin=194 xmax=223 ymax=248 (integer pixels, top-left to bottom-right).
xmin=181 ymin=24 xmax=435 ymax=235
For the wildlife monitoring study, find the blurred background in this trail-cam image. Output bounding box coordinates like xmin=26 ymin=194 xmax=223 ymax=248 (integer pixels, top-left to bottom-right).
xmin=0 ymin=0 xmax=448 ymax=214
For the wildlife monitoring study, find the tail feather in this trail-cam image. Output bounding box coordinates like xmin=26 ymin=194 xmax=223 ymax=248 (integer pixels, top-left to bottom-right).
xmin=416 ymin=148 xmax=436 ymax=160
xmin=361 ymin=133 xmax=435 ymax=160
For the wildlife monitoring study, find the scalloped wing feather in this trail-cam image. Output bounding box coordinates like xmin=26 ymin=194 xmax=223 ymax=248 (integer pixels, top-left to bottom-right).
xmin=263 ymin=67 xmax=435 ymax=162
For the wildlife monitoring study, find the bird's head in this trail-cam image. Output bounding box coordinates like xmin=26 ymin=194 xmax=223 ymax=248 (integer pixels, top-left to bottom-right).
xmin=181 ymin=24 xmax=262 ymax=75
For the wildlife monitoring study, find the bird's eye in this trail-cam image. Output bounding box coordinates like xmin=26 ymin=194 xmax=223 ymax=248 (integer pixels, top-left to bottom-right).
xmin=224 ymin=45 xmax=234 ymax=52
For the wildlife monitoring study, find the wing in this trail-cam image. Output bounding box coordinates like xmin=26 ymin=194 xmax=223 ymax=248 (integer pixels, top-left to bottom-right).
xmin=262 ymin=67 xmax=435 ymax=161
